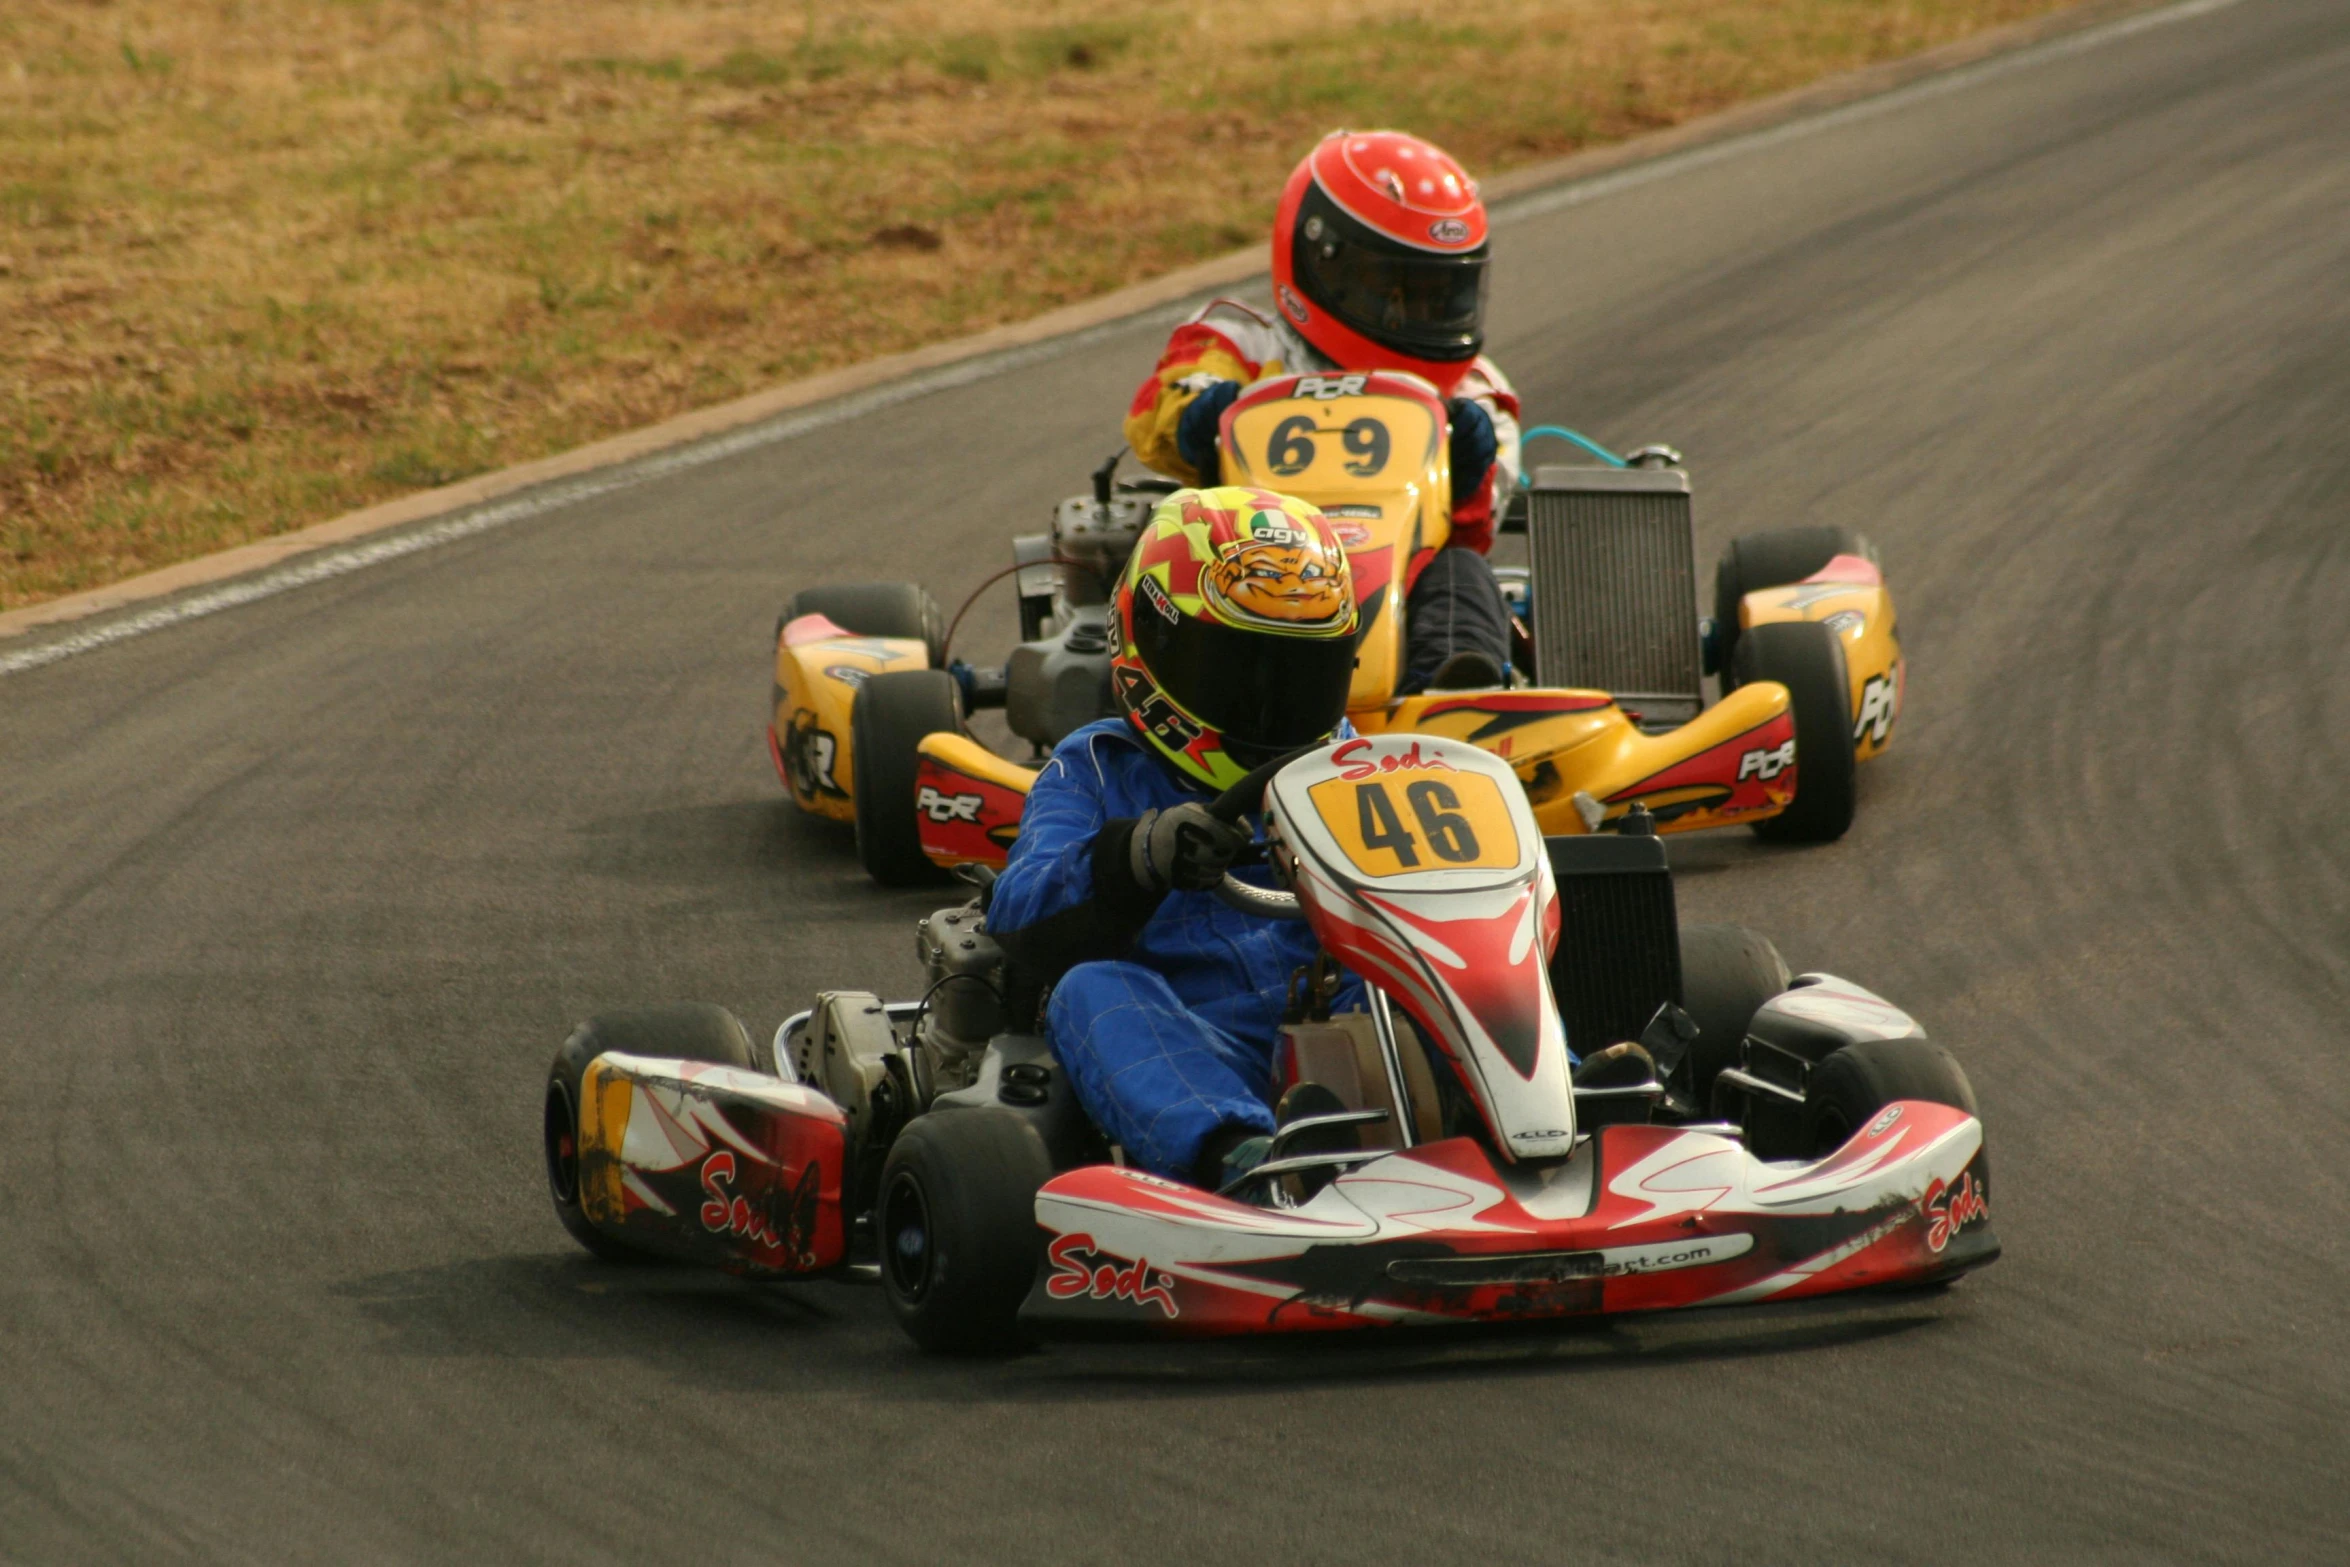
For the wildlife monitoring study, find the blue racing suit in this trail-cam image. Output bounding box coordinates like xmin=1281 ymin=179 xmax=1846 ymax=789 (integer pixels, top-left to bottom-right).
xmin=989 ymin=718 xmax=1361 ymax=1182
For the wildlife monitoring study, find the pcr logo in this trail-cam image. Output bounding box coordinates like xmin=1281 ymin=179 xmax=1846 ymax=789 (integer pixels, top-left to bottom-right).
xmin=916 ymin=787 xmax=983 ymax=824
xmin=1854 ymin=673 xmax=1898 ymax=744
xmin=1294 ymin=374 xmax=1368 ymax=401
xmin=1736 ymin=738 xmax=1796 ymax=782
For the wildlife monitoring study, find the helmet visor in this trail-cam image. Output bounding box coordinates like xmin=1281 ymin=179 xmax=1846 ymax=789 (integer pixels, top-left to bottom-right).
xmin=1136 ymin=610 xmax=1357 ymax=758
xmin=1293 ymin=189 xmax=1488 ymax=362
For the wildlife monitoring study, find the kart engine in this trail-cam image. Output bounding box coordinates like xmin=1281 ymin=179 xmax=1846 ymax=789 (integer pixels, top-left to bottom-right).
xmin=1000 ymin=490 xmax=1151 ymax=751
xmin=1040 ymin=489 xmax=1150 ymax=613
xmin=914 ymin=903 xmax=1007 ymax=1094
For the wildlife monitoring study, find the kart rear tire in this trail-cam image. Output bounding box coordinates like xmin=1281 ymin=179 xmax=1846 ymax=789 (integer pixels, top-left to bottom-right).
xmin=1712 ymin=525 xmax=1874 ymax=673
xmin=852 ymin=668 xmax=964 ymax=886
xmin=1800 ymin=1037 xmax=1980 ymax=1161
xmin=1676 ymin=924 xmax=1790 ymax=1103
xmin=543 ymin=1004 xmax=758 ymax=1265
xmin=878 ymin=1109 xmax=1055 ymax=1355
xmin=1734 ymin=620 xmax=1856 ymax=844
xmin=779 ymin=582 xmax=945 ymax=668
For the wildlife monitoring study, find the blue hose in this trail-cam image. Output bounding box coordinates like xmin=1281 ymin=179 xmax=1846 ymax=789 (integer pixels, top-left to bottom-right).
xmin=1518 ymin=424 xmax=1626 ymax=477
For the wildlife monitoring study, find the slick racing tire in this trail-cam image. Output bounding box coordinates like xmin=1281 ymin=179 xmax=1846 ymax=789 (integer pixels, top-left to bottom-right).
xmin=1800 ymin=1037 xmax=1981 ymax=1163
xmin=1712 ymin=525 xmax=1875 ymax=673
xmin=779 ymin=582 xmax=946 ymax=668
xmin=543 ymin=1005 xmax=758 ymax=1265
xmin=878 ymin=1109 xmax=1055 ymax=1355
xmin=1676 ymin=924 xmax=1791 ymax=1104
xmin=1733 ymin=620 xmax=1856 ymax=844
xmin=852 ymin=668 xmax=964 ymax=886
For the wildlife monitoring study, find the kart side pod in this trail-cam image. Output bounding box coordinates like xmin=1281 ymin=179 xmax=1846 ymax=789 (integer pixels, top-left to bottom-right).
xmin=573 ymin=1054 xmax=852 ymax=1278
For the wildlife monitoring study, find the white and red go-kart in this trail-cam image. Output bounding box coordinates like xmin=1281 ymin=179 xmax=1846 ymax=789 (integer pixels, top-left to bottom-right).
xmin=541 ymin=733 xmax=1995 ymax=1351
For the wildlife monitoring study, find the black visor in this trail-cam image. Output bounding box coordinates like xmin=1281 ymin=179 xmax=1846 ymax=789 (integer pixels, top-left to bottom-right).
xmin=1291 ymin=186 xmax=1488 ymax=363
xmin=1135 ymin=609 xmax=1356 ymax=761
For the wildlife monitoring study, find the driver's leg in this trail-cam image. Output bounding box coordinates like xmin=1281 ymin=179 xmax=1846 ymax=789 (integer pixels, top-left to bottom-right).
xmin=1047 ymin=960 xmax=1277 ymax=1184
xmin=1400 ymin=546 xmax=1511 ymax=693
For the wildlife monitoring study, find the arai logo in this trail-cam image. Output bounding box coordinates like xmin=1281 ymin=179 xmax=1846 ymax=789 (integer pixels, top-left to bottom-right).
xmin=1428 ymin=218 xmax=1471 ymax=244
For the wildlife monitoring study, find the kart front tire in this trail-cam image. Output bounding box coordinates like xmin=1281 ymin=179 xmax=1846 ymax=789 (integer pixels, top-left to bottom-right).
xmin=879 ymin=1110 xmax=1055 ymax=1355
xmin=852 ymin=668 xmax=963 ymax=886
xmin=1712 ymin=525 xmax=1873 ymax=673
xmin=543 ymin=1005 xmax=758 ymax=1265
xmin=1800 ymin=1037 xmax=1980 ymax=1161
xmin=1676 ymin=924 xmax=1790 ymax=1103
xmin=1734 ymin=620 xmax=1856 ymax=844
xmin=779 ymin=582 xmax=946 ymax=668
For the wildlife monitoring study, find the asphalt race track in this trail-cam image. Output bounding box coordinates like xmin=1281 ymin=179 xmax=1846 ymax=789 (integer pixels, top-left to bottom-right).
xmin=4 ymin=1 xmax=2346 ymax=1559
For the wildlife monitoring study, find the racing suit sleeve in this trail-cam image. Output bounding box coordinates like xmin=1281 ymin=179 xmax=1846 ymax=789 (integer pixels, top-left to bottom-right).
xmin=988 ymin=750 xmax=1166 ymax=987
xmin=1445 ymin=357 xmax=1523 ymax=555
xmin=1122 ymin=320 xmax=1266 ymax=484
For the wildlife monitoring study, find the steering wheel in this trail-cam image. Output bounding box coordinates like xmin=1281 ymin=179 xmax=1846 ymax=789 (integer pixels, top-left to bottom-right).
xmin=1204 ymin=748 xmax=1314 ymax=920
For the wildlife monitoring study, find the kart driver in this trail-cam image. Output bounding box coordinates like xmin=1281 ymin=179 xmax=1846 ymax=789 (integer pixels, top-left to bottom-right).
xmin=1123 ymin=129 xmax=1517 ymax=694
xmin=990 ymin=485 xmax=1367 ymax=1191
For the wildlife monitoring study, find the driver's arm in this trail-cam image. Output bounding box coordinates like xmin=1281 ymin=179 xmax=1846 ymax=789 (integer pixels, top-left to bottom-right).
xmin=989 ymin=747 xmax=1165 ymax=986
xmin=1122 ymin=303 xmax=1276 ymax=483
xmin=992 ymin=747 xmax=1249 ymax=987
xmin=1445 ymin=359 xmax=1522 ymax=554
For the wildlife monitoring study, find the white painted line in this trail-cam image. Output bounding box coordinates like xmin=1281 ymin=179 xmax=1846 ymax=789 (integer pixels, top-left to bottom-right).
xmin=0 ymin=304 xmax=1191 ymax=678
xmin=0 ymin=0 xmax=2242 ymax=681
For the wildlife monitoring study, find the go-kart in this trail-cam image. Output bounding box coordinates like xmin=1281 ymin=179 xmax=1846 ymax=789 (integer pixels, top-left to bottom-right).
xmin=766 ymin=370 xmax=1905 ymax=885
xmin=545 ymin=731 xmax=1994 ymax=1352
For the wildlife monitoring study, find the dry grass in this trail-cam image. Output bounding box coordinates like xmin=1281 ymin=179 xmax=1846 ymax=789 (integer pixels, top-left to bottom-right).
xmin=1 ymin=0 xmax=2071 ymax=610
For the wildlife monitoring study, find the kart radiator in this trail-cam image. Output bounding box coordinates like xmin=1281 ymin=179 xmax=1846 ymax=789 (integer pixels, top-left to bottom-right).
xmin=1526 ymin=467 xmax=1704 ymax=728
xmin=1544 ymin=833 xmax=1682 ymax=1058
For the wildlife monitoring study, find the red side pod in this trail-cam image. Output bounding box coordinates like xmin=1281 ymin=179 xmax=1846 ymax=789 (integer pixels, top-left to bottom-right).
xmin=582 ymin=1059 xmax=850 ymax=1279
xmin=1023 ymin=1104 xmax=1995 ymax=1336
xmin=1802 ymin=553 xmax=1883 ymax=586
xmin=1605 ymin=709 xmax=1798 ymax=821
xmin=913 ymin=751 xmax=1029 ymax=869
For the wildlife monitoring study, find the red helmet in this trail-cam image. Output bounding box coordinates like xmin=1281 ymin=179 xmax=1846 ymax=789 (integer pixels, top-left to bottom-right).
xmin=1270 ymin=130 xmax=1490 ymax=395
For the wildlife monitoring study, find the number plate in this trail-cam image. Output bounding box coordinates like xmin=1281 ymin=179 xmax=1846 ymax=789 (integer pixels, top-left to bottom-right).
xmin=1304 ymin=767 xmax=1521 ymax=880
xmin=1228 ymin=392 xmax=1440 ymax=497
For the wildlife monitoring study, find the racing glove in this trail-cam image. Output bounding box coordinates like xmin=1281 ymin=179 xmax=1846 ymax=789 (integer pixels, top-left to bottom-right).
xmin=1174 ymin=379 xmax=1243 ymax=483
xmin=1127 ymin=801 xmax=1250 ymax=893
xmin=1447 ymin=397 xmax=1497 ymax=499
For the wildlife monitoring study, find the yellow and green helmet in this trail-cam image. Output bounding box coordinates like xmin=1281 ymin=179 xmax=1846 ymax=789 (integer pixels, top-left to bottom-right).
xmin=1110 ymin=486 xmax=1360 ymax=789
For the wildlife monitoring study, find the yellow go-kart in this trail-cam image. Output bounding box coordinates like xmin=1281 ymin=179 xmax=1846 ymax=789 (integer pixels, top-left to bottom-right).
xmin=768 ymin=371 xmax=1904 ymax=884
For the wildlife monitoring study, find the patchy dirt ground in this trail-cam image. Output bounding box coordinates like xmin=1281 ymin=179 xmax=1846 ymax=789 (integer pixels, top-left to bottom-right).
xmin=0 ymin=0 xmax=2068 ymax=608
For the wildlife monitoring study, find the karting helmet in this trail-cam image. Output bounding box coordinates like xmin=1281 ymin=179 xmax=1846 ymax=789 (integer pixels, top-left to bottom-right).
xmin=1270 ymin=130 xmax=1491 ymax=395
xmin=1112 ymin=486 xmax=1360 ymax=790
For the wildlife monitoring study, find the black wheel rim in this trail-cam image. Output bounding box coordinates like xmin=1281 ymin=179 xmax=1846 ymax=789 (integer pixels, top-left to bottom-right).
xmin=881 ymin=1170 xmax=934 ymax=1303
xmin=544 ymin=1082 xmax=581 ymax=1205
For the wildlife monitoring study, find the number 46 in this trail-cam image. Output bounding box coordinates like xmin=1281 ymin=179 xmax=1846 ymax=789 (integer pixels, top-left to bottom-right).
xmin=1356 ymin=779 xmax=1480 ymax=867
